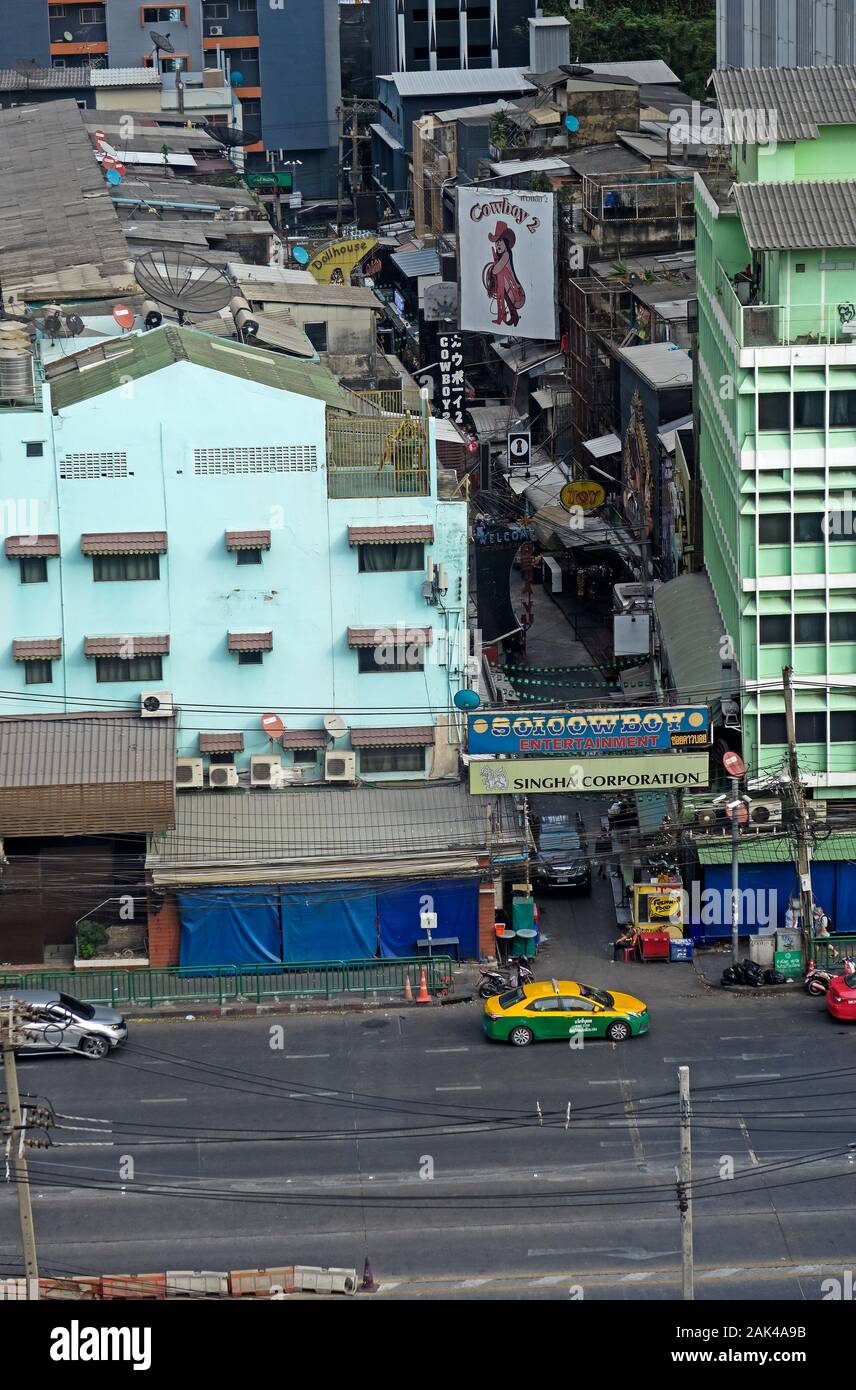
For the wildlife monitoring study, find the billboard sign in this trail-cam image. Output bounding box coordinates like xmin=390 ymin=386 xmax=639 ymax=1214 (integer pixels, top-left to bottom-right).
xmin=457 ymin=187 xmax=557 ymax=341
xmin=469 ymin=754 xmax=710 ymax=795
xmin=307 ymin=237 xmax=377 ymax=284
xmin=467 ymin=706 xmax=711 ymax=755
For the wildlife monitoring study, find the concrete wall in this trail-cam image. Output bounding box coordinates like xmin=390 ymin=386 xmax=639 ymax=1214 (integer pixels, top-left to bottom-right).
xmin=106 ymin=0 xmax=204 ymax=69
xmin=0 ymin=1 xmax=50 ymax=66
xmin=256 ymin=0 xmax=340 ymax=197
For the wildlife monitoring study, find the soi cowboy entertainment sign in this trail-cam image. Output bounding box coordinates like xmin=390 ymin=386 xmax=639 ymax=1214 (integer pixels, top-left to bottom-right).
xmin=469 ymin=754 xmax=710 ymax=796
xmin=467 ymin=706 xmax=710 ymax=755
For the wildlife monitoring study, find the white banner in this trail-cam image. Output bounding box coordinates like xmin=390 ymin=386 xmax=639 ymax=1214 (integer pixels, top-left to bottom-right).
xmin=457 ymin=187 xmax=557 ymax=341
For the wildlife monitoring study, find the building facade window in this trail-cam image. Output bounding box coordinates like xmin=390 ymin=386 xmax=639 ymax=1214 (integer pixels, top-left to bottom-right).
xmin=758 ymin=514 xmax=790 ymax=544
xmin=830 ymin=612 xmax=856 ymax=642
xmin=293 ymin=749 xmax=318 ymax=765
xmin=794 ymin=513 xmax=825 ymax=543
xmin=96 ymin=656 xmax=163 ymax=683
xmin=80 ymin=6 xmax=105 ymax=22
xmin=19 ymin=557 xmax=47 ymax=584
xmin=759 ymin=615 xmax=790 ymax=644
xmin=357 ymin=647 xmax=424 ymax=673
xmin=794 ymin=613 xmax=825 ymax=643
xmin=24 ymin=659 xmax=52 ymax=686
xmin=359 ymin=746 xmax=425 ymax=773
xmin=238 ymin=649 xmax=263 ymax=665
xmin=793 ymin=392 xmax=825 ymax=429
xmin=760 ymin=711 xmax=826 ymax=743
xmin=93 ymin=553 xmax=160 ymax=581
xmin=25 ymin=442 xmax=43 ymax=458
xmin=358 ymin=542 xmax=424 ymax=572
xmin=758 ymin=394 xmax=789 ymax=431
xmin=239 ymin=0 xmax=257 ymax=9
xmin=831 ymin=711 xmax=856 ymax=741
xmin=203 ymin=1 xmax=227 ymax=17
xmin=143 ymin=5 xmax=186 ymax=22
xmin=830 ymin=391 xmax=856 ymax=428
xmin=304 ymin=321 xmax=328 ymax=353
xmin=236 ymin=548 xmax=262 ymax=565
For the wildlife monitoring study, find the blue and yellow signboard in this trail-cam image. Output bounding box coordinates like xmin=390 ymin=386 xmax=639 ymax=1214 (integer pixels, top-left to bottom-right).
xmin=467 ymin=705 xmax=710 ymax=755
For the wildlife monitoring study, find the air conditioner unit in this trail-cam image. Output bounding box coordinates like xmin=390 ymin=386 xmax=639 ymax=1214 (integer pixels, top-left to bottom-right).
xmin=325 ymin=751 xmax=356 ymax=783
xmin=748 ymin=797 xmax=782 ymax=826
xmin=251 ymin=754 xmax=281 ymax=786
xmin=209 ymin=763 xmax=238 ymax=788
xmin=208 ymin=25 xmax=224 ymax=37
xmin=141 ymin=690 xmax=174 ymax=718
xmin=804 ymin=800 xmax=828 ymax=824
xmin=176 ymin=758 xmax=203 ymax=789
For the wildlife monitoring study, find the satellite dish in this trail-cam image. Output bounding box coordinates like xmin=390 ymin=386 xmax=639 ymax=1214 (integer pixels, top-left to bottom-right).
xmin=323 ymin=713 xmax=347 ymax=740
xmin=150 ymin=29 xmax=175 ymax=54
xmin=44 ymin=313 xmax=62 ymax=339
xmin=65 ymin=314 xmax=85 ymax=336
xmin=564 ymin=114 xmax=580 ymax=133
xmin=454 ymin=689 xmax=481 ymax=711
xmin=63 ymin=32 xmax=74 ymax=43
xmin=133 ymin=249 xmax=234 ymax=325
xmin=112 ymin=304 xmax=135 ymax=331
xmin=722 ymin=750 xmax=746 ymax=778
xmin=293 ymin=246 xmax=310 ymax=266
xmin=201 ymin=122 xmax=260 ymax=149
xmin=230 ymin=71 xmax=245 ymax=86
xmin=106 ymin=169 xmax=123 ymax=185
xmin=261 ymin=713 xmax=285 ymax=739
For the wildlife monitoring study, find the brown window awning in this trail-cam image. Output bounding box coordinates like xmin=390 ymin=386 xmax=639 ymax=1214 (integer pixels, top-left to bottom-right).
xmin=81 ymin=532 xmax=168 ymax=555
xmin=84 ymin=635 xmax=170 ymax=658
xmin=199 ymin=732 xmax=245 ymax=754
xmin=227 ymin=631 xmax=273 ymax=652
xmin=5 ymin=535 xmax=60 ymax=559
xmin=226 ymin=530 xmax=272 ymax=551
xmin=347 ymin=525 xmax=434 ymax=545
xmin=280 ymin=728 xmax=328 ymax=749
xmin=13 ymin=639 xmax=62 ymax=662
xmin=350 ymin=726 xmax=435 ymax=747
xmin=347 ymin=625 xmax=433 ymax=648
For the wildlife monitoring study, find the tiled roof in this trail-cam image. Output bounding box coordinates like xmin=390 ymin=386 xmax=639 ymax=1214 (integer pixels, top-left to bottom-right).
xmin=199 ymin=732 xmax=245 ymax=754
xmin=46 ymin=325 xmax=355 ymax=413
xmin=81 ymin=532 xmax=167 ymax=555
xmin=0 ymin=68 xmax=92 ymax=92
xmin=279 ymin=729 xmax=328 ymax=749
xmin=347 ymin=525 xmax=434 ymax=545
xmin=227 ymin=631 xmax=273 ymax=652
xmin=225 ymin=530 xmax=272 ymax=551
xmin=90 ymin=68 xmax=162 ymax=88
xmin=350 ymin=726 xmax=435 ymax=747
xmin=84 ymin=635 xmax=170 ymax=657
xmin=12 ymin=639 xmax=62 ymax=661
xmin=713 ymin=64 xmax=856 ymax=142
xmin=347 ymin=626 xmax=433 ymax=647
xmin=5 ymin=535 xmax=60 ymax=558
xmin=734 ymin=180 xmax=856 ymax=250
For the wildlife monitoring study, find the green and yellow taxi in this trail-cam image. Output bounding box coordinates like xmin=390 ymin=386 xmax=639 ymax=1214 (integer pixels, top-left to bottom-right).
xmin=482 ymin=978 xmax=650 ymax=1047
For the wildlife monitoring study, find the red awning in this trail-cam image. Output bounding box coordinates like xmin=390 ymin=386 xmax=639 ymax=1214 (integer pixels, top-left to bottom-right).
xmin=81 ymin=532 xmax=167 ymax=555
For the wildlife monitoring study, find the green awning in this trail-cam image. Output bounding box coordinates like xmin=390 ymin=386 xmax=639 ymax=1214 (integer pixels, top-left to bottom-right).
xmin=697 ymin=833 xmax=856 ymax=866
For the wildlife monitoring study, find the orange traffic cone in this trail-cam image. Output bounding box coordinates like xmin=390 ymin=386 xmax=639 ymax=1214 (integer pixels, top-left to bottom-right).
xmin=404 ymin=974 xmax=413 ymax=1002
xmin=360 ymin=1257 xmax=377 ymax=1293
xmin=416 ymin=968 xmax=430 ymax=1003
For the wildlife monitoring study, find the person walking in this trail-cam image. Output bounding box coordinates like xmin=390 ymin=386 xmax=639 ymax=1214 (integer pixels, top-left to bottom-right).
xmin=595 ymin=832 xmax=611 ymax=879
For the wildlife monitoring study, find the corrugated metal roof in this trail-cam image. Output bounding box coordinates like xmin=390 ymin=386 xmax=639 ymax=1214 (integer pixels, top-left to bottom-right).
xmin=390 ymin=248 xmax=442 ymax=278
xmin=350 ymin=727 xmax=435 ymax=747
xmin=697 ymin=832 xmax=853 ymax=866
xmin=227 ymin=631 xmax=273 ymax=652
xmin=199 ymin=732 xmax=245 ymax=754
xmin=347 ymin=525 xmax=434 ymax=545
xmin=81 ymin=532 xmax=167 ymax=555
xmin=236 ymin=279 xmax=380 ymax=309
xmin=84 ymin=635 xmax=169 ymax=657
xmin=713 ymin=64 xmax=856 ymax=142
xmin=617 ymin=343 xmax=693 ymax=389
xmin=146 ymin=783 xmax=519 ymax=870
xmin=585 ymin=60 xmax=681 ymax=86
xmin=370 ymin=121 xmax=404 ymax=152
xmin=380 ymin=68 xmax=534 ymax=98
xmin=225 ymin=530 xmax=272 ymax=551
xmin=5 ymin=535 xmax=59 ymax=558
xmin=12 ymin=639 xmax=62 ymax=662
xmin=734 ymin=180 xmax=856 ymax=251
xmin=654 ymin=573 xmax=736 ymax=701
xmin=0 ymin=711 xmax=175 ymax=789
xmin=46 ymin=325 xmax=353 ymax=413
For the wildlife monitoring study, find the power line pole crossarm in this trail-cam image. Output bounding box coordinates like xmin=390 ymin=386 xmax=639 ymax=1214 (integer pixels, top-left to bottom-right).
xmin=2 ymin=1000 xmax=40 ymax=1296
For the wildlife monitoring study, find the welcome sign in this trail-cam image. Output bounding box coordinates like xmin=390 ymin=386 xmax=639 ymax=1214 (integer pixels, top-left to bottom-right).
xmin=468 ymin=753 xmax=710 ymax=795
xmin=467 ymin=706 xmax=710 ymax=755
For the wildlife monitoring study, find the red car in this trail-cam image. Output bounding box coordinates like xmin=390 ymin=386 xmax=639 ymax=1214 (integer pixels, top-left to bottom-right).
xmin=827 ymin=972 xmax=856 ymax=1021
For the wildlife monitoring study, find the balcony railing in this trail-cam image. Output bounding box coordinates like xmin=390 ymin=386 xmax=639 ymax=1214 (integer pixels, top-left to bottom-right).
xmin=582 ymin=173 xmax=695 ymax=224
xmin=326 ymin=409 xmax=431 ymax=499
xmin=714 ymin=261 xmax=856 ymax=348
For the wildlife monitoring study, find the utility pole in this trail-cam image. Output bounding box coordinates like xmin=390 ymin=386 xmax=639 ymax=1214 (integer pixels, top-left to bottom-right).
xmin=783 ymin=665 xmax=815 ymax=964
xmin=677 ymin=1065 xmax=694 ymax=1301
xmin=730 ymin=772 xmax=740 ymax=965
xmin=1 ymin=1000 xmax=39 ymax=1296
xmin=336 ymin=103 xmax=345 ymax=238
xmin=350 ymin=99 xmax=362 ymax=198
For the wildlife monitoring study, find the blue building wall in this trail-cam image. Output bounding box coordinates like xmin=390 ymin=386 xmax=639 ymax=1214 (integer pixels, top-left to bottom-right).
xmin=256 ymin=0 xmax=340 ymax=198
xmin=0 ymin=1 xmax=50 ymax=66
xmin=0 ymin=332 xmax=468 ymax=779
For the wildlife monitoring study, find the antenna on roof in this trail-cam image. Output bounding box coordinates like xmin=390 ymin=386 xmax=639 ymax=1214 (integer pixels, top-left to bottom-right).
xmin=13 ymin=59 xmax=42 ymax=88
xmin=133 ymin=249 xmax=234 ymax=326
xmin=323 ymin=714 xmax=347 ymax=741
xmin=149 ymin=29 xmax=175 ymax=67
xmin=201 ymin=121 xmax=261 ymax=149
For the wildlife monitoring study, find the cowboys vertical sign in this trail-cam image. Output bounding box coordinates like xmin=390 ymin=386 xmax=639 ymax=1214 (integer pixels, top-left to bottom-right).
xmin=457 ymin=187 xmax=558 ymax=342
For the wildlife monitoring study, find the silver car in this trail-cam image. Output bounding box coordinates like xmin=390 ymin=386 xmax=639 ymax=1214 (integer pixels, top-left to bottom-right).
xmin=0 ymin=990 xmax=128 ymax=1059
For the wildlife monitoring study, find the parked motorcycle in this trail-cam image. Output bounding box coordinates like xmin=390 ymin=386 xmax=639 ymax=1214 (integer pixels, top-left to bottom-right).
xmin=478 ymin=958 xmax=535 ymax=998
xmin=805 ymin=957 xmax=856 ymax=996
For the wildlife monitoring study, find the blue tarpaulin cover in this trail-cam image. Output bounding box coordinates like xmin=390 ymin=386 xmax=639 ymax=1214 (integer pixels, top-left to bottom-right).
xmin=378 ymin=879 xmax=479 ymax=958
xmin=178 ymin=887 xmax=281 ymax=966
xmin=280 ymin=889 xmax=378 ymax=963
xmin=691 ymin=862 xmax=856 ymax=940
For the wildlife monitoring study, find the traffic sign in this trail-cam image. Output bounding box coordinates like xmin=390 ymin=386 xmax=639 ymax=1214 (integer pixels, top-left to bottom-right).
xmin=507 ymin=430 xmax=531 ymax=469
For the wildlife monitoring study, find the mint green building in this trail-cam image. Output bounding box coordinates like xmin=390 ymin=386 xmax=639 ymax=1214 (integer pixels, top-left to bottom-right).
xmin=695 ymin=65 xmax=856 ymax=798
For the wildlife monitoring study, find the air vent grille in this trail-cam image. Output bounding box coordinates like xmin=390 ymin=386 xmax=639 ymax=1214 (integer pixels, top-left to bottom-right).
xmin=60 ymin=451 xmax=128 ymax=480
xmin=193 ymin=445 xmax=318 ymax=475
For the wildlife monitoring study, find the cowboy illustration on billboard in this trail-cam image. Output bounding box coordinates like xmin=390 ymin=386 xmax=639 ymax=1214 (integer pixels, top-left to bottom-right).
xmin=482 ymin=221 xmax=526 ymax=327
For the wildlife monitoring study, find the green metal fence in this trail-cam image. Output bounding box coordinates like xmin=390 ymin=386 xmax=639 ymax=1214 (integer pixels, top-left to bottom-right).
xmin=0 ymin=957 xmax=454 ymax=1009
xmin=808 ymin=936 xmax=856 ymax=971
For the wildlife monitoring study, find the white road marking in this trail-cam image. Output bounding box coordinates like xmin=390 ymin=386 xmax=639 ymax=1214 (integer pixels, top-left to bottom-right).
xmin=287 ymin=1091 xmax=338 ymax=1098
xmin=735 ymin=1073 xmax=781 ymax=1081
xmin=377 ymin=1282 xmax=401 ymax=1292
xmin=532 ymin=1275 xmax=567 ymax=1286
xmin=706 ymin=1268 xmax=742 ymax=1279
xmin=457 ymin=1278 xmax=490 ymax=1288
xmin=435 ymin=1085 xmax=481 ymax=1092
xmin=53 ymin=1142 xmax=114 ymax=1148
xmin=139 ymin=1098 xmax=188 ymax=1104
xmin=621 ymin=1272 xmax=653 ymax=1282
xmin=587 ymin=1079 xmax=623 ymax=1085
xmin=719 ymin=1036 xmax=754 ymax=1041
xmin=425 ymin=1047 xmax=470 ymax=1054
xmin=737 ymin=1115 xmax=760 ymax=1167
xmin=285 ymin=1054 xmax=330 ymax=1060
